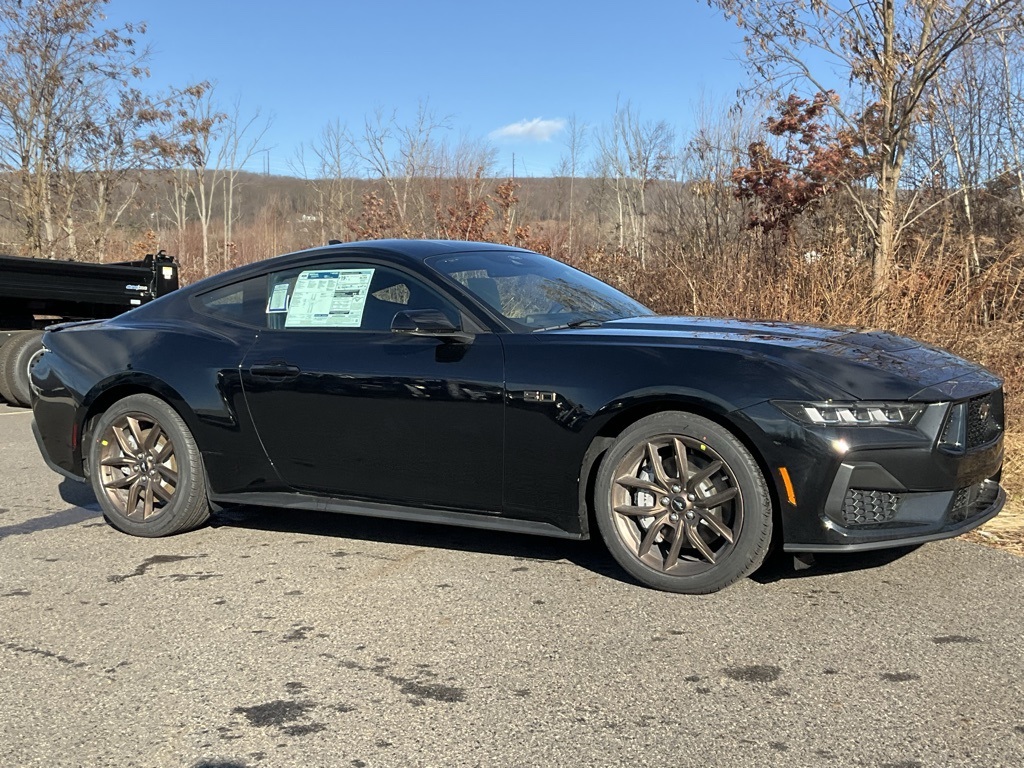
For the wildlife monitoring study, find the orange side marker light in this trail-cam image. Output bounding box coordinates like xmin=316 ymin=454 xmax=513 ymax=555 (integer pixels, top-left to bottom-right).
xmin=778 ymin=467 xmax=797 ymax=506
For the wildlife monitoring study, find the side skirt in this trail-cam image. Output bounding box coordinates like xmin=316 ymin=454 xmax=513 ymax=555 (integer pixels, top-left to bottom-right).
xmin=208 ymin=490 xmax=587 ymax=541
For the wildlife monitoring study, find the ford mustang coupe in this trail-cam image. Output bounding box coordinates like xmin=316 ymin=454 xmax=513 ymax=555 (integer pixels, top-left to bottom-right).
xmin=30 ymin=240 xmax=1005 ymax=593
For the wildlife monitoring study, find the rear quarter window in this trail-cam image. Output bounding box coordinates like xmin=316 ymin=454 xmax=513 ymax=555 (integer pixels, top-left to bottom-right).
xmin=194 ymin=275 xmax=268 ymax=327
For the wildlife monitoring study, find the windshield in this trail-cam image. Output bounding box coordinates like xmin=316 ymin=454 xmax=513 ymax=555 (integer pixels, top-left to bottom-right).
xmin=425 ymin=250 xmax=653 ymax=331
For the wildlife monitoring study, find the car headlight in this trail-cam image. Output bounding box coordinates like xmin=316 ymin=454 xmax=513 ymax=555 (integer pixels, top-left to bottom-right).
xmin=775 ymin=401 xmax=927 ymax=427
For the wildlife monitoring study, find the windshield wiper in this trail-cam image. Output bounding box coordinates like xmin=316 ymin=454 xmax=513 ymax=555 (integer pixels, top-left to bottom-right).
xmin=535 ymin=317 xmax=606 ymax=332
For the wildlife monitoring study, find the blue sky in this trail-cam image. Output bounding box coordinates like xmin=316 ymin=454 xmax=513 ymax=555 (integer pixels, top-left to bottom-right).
xmin=103 ymin=0 xmax=751 ymax=177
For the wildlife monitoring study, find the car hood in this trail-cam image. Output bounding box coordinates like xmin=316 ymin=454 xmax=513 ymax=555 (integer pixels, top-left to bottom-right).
xmin=582 ymin=316 xmax=1000 ymax=401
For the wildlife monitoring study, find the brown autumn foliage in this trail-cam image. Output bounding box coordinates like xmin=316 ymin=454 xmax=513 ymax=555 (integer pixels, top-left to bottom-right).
xmin=732 ymin=92 xmax=873 ymax=233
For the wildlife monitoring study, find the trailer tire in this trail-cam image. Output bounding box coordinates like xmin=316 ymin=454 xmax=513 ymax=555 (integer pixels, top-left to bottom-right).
xmin=0 ymin=330 xmax=17 ymax=351
xmin=3 ymin=330 xmax=44 ymax=407
xmin=0 ymin=332 xmax=24 ymax=404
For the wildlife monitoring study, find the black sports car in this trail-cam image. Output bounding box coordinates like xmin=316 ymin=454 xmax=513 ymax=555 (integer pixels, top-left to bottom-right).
xmin=30 ymin=240 xmax=1006 ymax=593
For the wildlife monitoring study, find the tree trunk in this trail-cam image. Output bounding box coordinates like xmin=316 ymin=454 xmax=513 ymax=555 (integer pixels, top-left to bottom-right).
xmin=874 ymin=187 xmax=897 ymax=293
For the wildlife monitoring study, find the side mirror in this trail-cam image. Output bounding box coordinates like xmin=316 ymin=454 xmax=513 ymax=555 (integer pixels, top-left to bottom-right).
xmin=391 ymin=309 xmax=474 ymax=344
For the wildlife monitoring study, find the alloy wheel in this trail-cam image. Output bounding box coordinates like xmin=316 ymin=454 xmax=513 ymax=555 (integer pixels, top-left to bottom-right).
xmin=97 ymin=412 xmax=179 ymax=521
xmin=609 ymin=434 xmax=743 ymax=575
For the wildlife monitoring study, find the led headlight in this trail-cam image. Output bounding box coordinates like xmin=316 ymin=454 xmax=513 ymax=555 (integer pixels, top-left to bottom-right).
xmin=775 ymin=401 xmax=927 ymax=427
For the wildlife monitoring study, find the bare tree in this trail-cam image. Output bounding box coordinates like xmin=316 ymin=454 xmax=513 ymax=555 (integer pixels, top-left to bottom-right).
xmin=0 ymin=0 xmax=154 ymax=258
xmin=594 ymin=102 xmax=674 ymax=266
xmin=347 ymin=102 xmax=452 ymax=235
xmin=220 ymin=99 xmax=272 ymax=268
xmin=555 ymin=115 xmax=588 ymax=255
xmin=929 ymin=45 xmax=994 ymax=276
xmin=672 ymin=95 xmax=759 ymax=267
xmin=173 ymin=83 xmax=225 ymax=276
xmin=293 ymin=119 xmax=358 ymax=244
xmin=166 ymin=166 xmax=191 ymax=255
xmin=435 ymin=134 xmax=498 ymax=181
xmin=708 ymin=0 xmax=1024 ymax=290
xmin=70 ymin=86 xmax=186 ymax=259
xmin=995 ymin=29 xmax=1024 ymax=211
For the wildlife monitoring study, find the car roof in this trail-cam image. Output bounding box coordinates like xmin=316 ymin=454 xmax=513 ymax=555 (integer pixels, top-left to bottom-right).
xmin=268 ymin=239 xmax=530 ymax=268
xmin=182 ymin=239 xmax=533 ymax=296
xmin=332 ymin=239 xmax=530 ymax=262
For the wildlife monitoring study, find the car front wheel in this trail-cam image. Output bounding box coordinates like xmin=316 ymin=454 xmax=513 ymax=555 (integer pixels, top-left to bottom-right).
xmin=595 ymin=411 xmax=773 ymax=594
xmin=88 ymin=393 xmax=211 ymax=537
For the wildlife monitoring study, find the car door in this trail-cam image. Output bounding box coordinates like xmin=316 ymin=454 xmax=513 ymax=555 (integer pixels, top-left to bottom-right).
xmin=239 ymin=259 xmax=505 ymax=513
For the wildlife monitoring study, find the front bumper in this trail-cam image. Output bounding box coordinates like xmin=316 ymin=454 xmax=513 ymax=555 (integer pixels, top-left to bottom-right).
xmin=784 ymin=476 xmax=1004 ymax=552
xmin=742 ymin=390 xmax=1007 ymax=552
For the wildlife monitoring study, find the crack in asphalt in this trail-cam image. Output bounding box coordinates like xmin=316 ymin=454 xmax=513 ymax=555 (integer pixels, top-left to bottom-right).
xmin=107 ymin=554 xmax=205 ymax=583
xmin=2 ymin=639 xmax=87 ymax=669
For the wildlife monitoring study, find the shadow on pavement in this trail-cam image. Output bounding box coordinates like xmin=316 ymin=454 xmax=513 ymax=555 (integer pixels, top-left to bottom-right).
xmin=0 ymin=479 xmax=100 ymax=540
xmin=751 ymin=545 xmax=921 ymax=585
xmin=209 ymin=506 xmax=924 ymax=591
xmin=0 ymin=504 xmax=101 ymax=539
xmin=209 ymin=504 xmax=635 ymax=587
xmin=3 ymin=480 xmax=920 ymax=590
xmin=58 ymin=477 xmax=98 ymax=507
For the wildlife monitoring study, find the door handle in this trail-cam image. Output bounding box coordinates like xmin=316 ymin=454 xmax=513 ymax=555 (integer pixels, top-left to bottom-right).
xmin=249 ymin=362 xmax=301 ymax=378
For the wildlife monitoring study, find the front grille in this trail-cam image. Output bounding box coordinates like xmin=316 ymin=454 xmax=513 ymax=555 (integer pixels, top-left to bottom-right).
xmin=949 ymin=480 xmax=1000 ymax=523
xmin=966 ymin=392 xmax=1002 ymax=449
xmin=841 ymin=489 xmax=902 ymax=525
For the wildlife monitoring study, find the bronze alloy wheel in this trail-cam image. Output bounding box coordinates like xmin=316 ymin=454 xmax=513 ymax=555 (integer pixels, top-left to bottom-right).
xmin=97 ymin=411 xmax=180 ymax=521
xmin=595 ymin=412 xmax=772 ymax=593
xmin=610 ymin=434 xmax=742 ymax=575
xmin=89 ymin=394 xmax=210 ymax=537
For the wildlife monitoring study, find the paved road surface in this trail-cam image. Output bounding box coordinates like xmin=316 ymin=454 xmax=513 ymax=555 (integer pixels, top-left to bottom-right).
xmin=1 ymin=402 xmax=1022 ymax=767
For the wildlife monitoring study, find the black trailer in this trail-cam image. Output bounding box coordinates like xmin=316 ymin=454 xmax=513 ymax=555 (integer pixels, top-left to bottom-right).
xmin=0 ymin=252 xmax=179 ymax=407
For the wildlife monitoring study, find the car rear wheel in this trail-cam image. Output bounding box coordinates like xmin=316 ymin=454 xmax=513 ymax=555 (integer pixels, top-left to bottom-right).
xmin=88 ymin=394 xmax=211 ymax=537
xmin=595 ymin=412 xmax=773 ymax=594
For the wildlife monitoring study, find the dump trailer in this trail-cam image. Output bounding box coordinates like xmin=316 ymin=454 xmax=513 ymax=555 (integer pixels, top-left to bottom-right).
xmin=0 ymin=251 xmax=179 ymax=407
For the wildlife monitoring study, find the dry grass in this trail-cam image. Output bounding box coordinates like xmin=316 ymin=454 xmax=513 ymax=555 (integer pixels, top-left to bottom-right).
xmin=964 ymin=511 xmax=1024 ymax=556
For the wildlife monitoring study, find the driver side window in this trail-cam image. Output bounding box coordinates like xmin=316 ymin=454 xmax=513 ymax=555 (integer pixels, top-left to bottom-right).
xmin=266 ymin=263 xmax=459 ymax=332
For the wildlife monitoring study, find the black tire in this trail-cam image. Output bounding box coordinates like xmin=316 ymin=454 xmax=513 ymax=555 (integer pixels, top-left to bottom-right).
xmin=0 ymin=331 xmax=25 ymax=405
xmin=88 ymin=393 xmax=211 ymax=537
xmin=3 ymin=330 xmax=44 ymax=407
xmin=594 ymin=411 xmax=773 ymax=594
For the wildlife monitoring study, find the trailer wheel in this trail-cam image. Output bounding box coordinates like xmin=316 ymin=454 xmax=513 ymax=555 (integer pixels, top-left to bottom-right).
xmin=0 ymin=331 xmax=24 ymax=405
xmin=0 ymin=330 xmax=17 ymax=351
xmin=3 ymin=330 xmax=44 ymax=407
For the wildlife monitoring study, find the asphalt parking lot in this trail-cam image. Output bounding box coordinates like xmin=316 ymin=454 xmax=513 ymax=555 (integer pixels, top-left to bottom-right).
xmin=1 ymin=401 xmax=1023 ymax=767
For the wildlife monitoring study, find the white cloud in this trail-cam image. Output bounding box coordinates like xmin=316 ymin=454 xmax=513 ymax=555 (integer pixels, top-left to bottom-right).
xmin=489 ymin=117 xmax=566 ymax=142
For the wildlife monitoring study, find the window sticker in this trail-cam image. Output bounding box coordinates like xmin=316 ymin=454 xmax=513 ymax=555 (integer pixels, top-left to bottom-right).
xmin=284 ymin=268 xmax=374 ymax=328
xmin=267 ymin=282 xmax=290 ymax=313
